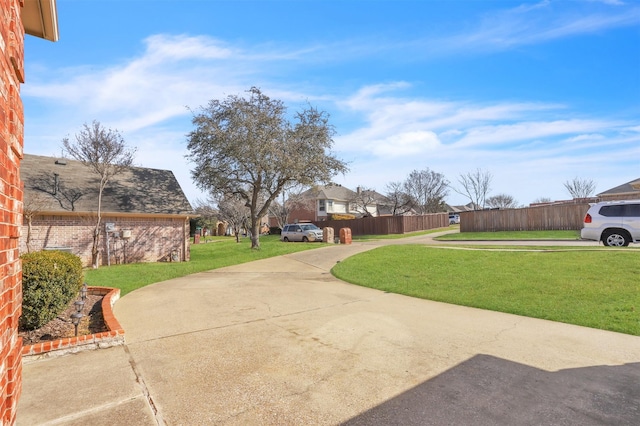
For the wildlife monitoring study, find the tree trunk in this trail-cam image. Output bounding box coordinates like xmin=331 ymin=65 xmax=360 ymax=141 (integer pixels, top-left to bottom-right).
xmin=26 ymin=216 xmax=33 ymax=253
xmin=250 ymin=219 xmax=260 ymax=249
xmin=91 ymin=224 xmax=101 ymax=269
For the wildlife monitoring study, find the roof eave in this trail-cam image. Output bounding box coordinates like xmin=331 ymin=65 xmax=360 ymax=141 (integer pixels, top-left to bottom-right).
xmin=21 ymin=0 xmax=59 ymax=42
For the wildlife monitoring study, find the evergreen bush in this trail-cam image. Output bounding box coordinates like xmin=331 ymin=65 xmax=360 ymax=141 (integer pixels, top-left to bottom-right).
xmin=20 ymin=250 xmax=84 ymax=330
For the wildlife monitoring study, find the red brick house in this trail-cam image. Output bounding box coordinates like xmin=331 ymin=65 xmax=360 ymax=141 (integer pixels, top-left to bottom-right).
xmin=20 ymin=154 xmax=194 ymax=266
xmin=1 ymin=1 xmax=58 ymax=424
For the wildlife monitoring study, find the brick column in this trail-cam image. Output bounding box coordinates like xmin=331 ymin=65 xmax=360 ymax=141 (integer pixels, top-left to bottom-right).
xmin=0 ymin=0 xmax=26 ymax=424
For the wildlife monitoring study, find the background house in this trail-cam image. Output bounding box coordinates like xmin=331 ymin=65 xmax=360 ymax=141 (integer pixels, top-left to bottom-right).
xmin=287 ymin=184 xmax=388 ymax=223
xmin=597 ymin=178 xmax=640 ymax=201
xmin=20 ymin=154 xmax=194 ymax=266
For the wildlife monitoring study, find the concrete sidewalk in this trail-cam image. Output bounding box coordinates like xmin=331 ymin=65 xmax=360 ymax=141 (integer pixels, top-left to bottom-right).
xmin=17 ymin=239 xmax=640 ymax=425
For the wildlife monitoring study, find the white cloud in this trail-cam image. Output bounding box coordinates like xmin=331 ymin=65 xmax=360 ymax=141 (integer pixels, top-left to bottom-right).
xmin=437 ymin=1 xmax=639 ymax=53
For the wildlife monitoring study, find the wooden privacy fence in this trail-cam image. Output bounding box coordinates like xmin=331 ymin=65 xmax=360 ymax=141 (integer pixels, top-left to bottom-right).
xmin=460 ymin=203 xmax=591 ymax=232
xmin=313 ymin=213 xmax=448 ymax=236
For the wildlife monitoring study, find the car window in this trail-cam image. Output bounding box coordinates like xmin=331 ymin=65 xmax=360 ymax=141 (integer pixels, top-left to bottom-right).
xmin=600 ymin=205 xmax=624 ymax=217
xmin=626 ymin=204 xmax=640 ymax=217
xmin=300 ymin=224 xmax=319 ymax=231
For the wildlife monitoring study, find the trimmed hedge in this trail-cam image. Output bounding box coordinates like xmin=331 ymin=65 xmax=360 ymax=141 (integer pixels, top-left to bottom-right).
xmin=20 ymin=250 xmax=84 ymax=330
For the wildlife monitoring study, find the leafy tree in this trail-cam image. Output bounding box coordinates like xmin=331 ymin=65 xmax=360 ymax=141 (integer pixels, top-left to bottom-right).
xmin=563 ymin=177 xmax=596 ymax=199
xmin=455 ymin=168 xmax=492 ymax=210
xmin=486 ymin=194 xmax=519 ymax=209
xmin=62 ymin=121 xmax=136 ymax=268
xmin=403 ymin=169 xmax=449 ymax=214
xmin=384 ymin=181 xmax=414 ymax=216
xmin=186 ymin=87 xmax=348 ymax=249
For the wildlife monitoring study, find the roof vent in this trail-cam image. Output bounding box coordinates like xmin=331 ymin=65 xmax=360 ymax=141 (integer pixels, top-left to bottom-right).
xmin=55 ymin=159 xmax=67 ymax=165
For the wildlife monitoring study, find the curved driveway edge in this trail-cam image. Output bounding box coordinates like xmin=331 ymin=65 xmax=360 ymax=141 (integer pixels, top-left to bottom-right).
xmin=18 ymin=235 xmax=640 ymax=425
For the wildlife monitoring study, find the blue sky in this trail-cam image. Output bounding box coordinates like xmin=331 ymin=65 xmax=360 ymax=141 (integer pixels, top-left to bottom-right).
xmin=23 ymin=0 xmax=640 ymax=207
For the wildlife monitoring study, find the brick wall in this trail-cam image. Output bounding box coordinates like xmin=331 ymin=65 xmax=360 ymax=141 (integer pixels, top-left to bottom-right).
xmin=20 ymin=215 xmax=191 ymax=266
xmin=0 ymin=0 xmax=25 ymax=424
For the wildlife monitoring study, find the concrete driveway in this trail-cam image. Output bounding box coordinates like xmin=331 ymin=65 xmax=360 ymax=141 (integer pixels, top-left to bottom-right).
xmin=17 ymin=235 xmax=640 ymax=425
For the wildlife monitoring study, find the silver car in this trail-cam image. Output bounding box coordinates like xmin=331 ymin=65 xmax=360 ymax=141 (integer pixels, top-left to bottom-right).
xmin=580 ymin=200 xmax=640 ymax=246
xmin=280 ymin=223 xmax=324 ymax=242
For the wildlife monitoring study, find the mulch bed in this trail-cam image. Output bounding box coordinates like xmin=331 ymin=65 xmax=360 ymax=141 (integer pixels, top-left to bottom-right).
xmin=18 ymin=295 xmax=108 ymax=345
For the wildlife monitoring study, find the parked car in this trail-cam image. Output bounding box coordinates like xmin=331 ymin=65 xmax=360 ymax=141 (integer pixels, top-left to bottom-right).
xmin=280 ymin=223 xmax=324 ymax=242
xmin=580 ymin=200 xmax=640 ymax=246
xmin=449 ymin=214 xmax=460 ymax=225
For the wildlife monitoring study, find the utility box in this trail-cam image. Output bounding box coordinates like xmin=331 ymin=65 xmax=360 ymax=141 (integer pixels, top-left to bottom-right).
xmin=323 ymin=227 xmax=335 ymax=243
xmin=339 ymin=227 xmax=352 ymax=245
xmin=122 ymin=229 xmax=132 ymax=239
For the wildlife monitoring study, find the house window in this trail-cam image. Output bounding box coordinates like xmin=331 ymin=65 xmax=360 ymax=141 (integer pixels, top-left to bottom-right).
xmin=319 ymin=200 xmax=325 ymax=212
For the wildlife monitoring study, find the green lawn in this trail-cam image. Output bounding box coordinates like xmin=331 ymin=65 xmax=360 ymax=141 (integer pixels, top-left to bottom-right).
xmin=332 ymin=245 xmax=640 ymax=335
xmin=85 ymin=235 xmax=321 ymax=296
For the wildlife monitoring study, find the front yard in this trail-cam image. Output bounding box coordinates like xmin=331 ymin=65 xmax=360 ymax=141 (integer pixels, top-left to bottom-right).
xmin=85 ymin=231 xmax=639 ymax=335
xmin=332 ymin=245 xmax=640 ymax=335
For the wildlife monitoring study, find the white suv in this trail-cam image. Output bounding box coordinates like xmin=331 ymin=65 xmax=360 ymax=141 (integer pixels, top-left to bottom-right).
xmin=280 ymin=223 xmax=324 ymax=242
xmin=580 ymin=200 xmax=640 ymax=246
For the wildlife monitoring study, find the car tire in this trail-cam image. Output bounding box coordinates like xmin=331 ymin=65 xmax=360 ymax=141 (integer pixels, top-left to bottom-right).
xmin=302 ymin=236 xmax=309 ymax=242
xmin=602 ymin=230 xmax=630 ymax=247
xmin=283 ymin=237 xmax=289 ymax=242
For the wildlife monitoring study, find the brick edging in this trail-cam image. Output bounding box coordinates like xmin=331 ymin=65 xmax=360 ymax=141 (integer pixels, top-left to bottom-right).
xmin=21 ymin=287 xmax=125 ymax=362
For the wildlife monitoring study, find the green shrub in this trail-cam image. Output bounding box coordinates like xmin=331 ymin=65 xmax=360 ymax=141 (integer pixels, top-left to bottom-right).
xmin=269 ymin=226 xmax=282 ymax=235
xmin=20 ymin=250 xmax=84 ymax=330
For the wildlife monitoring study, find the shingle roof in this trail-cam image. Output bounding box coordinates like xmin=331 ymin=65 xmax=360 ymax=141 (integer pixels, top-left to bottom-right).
xmin=21 ymin=154 xmax=193 ymax=216
xmin=597 ymin=178 xmax=640 ymax=196
xmin=301 ymin=184 xmax=357 ymax=201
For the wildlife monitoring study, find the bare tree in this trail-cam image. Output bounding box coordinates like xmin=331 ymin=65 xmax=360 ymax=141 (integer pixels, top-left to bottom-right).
xmin=350 ymin=186 xmax=379 ymax=217
xmin=486 ymin=194 xmax=519 ymax=209
xmin=455 ymin=168 xmax=493 ymax=210
xmin=268 ymin=184 xmax=311 ymax=230
xmin=193 ymin=198 xmax=219 ymax=235
xmin=22 ymin=191 xmax=50 ymax=253
xmin=564 ymin=177 xmax=596 ymax=199
xmin=384 ymin=181 xmax=414 ymax=216
xmin=532 ymin=197 xmax=552 ymax=204
xmin=62 ymin=121 xmax=136 ymax=268
xmin=186 ymin=87 xmax=348 ymax=249
xmin=403 ymin=169 xmax=449 ymax=214
xmin=216 ymin=193 xmax=250 ymax=243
